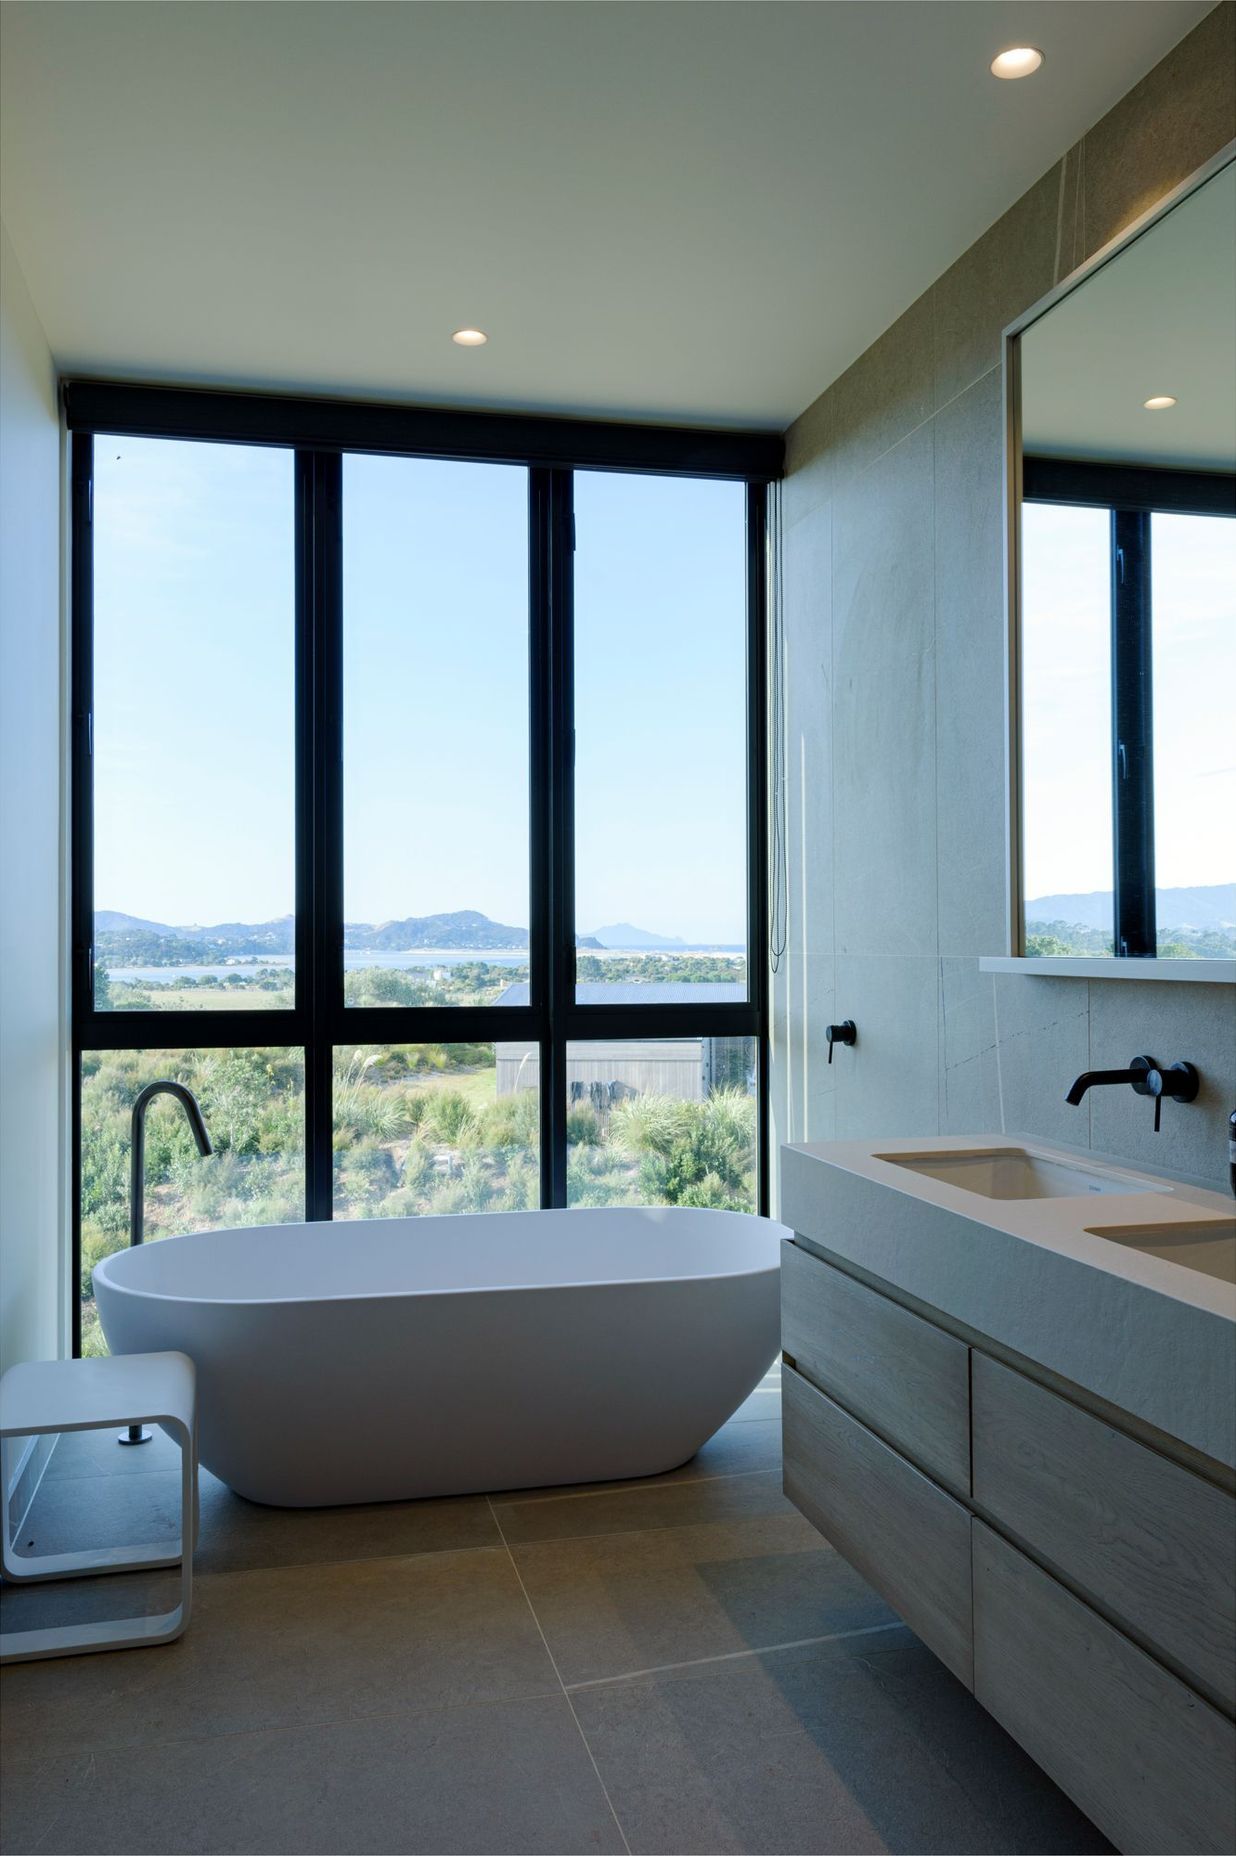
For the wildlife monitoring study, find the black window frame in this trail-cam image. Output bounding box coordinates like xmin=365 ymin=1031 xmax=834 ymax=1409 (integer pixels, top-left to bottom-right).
xmin=1021 ymin=455 xmax=1236 ymax=957
xmin=67 ymin=380 xmax=782 ymax=1354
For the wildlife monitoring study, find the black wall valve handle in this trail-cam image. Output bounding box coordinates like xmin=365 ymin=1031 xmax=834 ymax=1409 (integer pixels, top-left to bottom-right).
xmin=1130 ymin=1055 xmax=1200 ymax=1133
xmin=825 ymin=1021 xmax=857 ymax=1064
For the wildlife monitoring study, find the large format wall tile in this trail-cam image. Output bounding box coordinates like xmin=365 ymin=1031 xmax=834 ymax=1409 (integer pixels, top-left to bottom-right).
xmin=1081 ymin=1 xmax=1236 ymax=261
xmin=771 ymin=951 xmax=837 ymax=1150
xmin=774 ymin=7 xmax=1233 ymax=1180
xmin=991 ymin=975 xmax=1091 ymax=1147
xmin=938 ymin=959 xmax=1003 ymax=1136
xmin=781 ymin=499 xmax=834 ymax=962
xmin=781 ymin=392 xmax=834 ymax=533
xmin=932 ymin=366 xmax=1007 ymax=958
xmin=833 ymin=956 xmax=940 ymax=1139
xmin=1087 ymin=979 xmax=1236 ymax=1188
xmin=832 ymin=424 xmax=937 ymax=958
xmin=931 ymin=163 xmax=1062 ymax=409
xmin=821 ymin=289 xmax=934 ymax=480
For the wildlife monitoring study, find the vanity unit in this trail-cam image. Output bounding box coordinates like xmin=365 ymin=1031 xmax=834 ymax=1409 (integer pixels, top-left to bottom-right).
xmin=780 ymin=1135 xmax=1236 ymax=1856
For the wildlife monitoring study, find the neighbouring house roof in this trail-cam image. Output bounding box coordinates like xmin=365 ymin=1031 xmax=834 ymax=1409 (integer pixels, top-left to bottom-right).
xmin=495 ymin=982 xmax=746 ymax=1007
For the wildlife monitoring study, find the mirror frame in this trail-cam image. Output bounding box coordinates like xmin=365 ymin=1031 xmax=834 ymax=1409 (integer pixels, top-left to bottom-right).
xmin=1000 ymin=139 xmax=1236 ymax=979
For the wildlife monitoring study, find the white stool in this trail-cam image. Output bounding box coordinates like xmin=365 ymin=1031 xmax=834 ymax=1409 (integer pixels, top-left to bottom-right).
xmin=0 ymin=1351 xmax=196 ymax=1663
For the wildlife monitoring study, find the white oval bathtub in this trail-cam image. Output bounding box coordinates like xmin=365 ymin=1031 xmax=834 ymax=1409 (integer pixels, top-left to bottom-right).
xmin=93 ymin=1206 xmax=785 ymax=1507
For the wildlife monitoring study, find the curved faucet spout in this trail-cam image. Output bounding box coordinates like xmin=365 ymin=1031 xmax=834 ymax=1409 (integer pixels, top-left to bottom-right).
xmin=118 ymin=1080 xmax=212 ymax=1445
xmin=1065 ymin=1068 xmax=1140 ymax=1106
xmin=130 ymin=1081 xmax=213 ymax=1248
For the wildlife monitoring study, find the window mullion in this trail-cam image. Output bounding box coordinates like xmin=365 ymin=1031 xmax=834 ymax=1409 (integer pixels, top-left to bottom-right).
xmin=303 ymin=450 xmax=343 ymax=1221
xmin=543 ymin=469 xmax=574 ymax=1207
xmin=1110 ymin=507 xmax=1156 ymax=957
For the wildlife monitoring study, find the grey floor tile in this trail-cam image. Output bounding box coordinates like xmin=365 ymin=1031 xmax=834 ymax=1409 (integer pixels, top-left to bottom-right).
xmin=0 ymin=1547 xmax=558 ymax=1758
xmin=42 ymin=1423 xmax=185 ymax=1480
xmin=193 ymin=1471 xmax=500 ymax=1574
xmin=13 ymin=1457 xmax=500 ymax=1577
xmin=513 ymin=1512 xmax=897 ymax=1687
xmin=495 ymin=1417 xmax=782 ymax=1509
xmin=0 ymin=1564 xmax=181 ymax=1635
xmin=573 ymin=1634 xmax=1111 ymax=1855
xmin=0 ymin=1747 xmax=90 ymax=1856
xmin=496 ymin=1466 xmax=790 ymax=1546
xmin=6 ymin=1469 xmax=186 ymax=1566
xmin=18 ymin=1696 xmax=624 ymax=1856
xmin=730 ymin=1366 xmax=782 ymax=1425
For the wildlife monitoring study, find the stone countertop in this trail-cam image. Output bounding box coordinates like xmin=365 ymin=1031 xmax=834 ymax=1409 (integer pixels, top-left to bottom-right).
xmin=780 ymin=1133 xmax=1236 ymax=1472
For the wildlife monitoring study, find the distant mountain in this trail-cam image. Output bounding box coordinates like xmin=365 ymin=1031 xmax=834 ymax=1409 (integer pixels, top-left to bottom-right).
xmin=95 ymin=910 xmax=182 ymax=937
xmin=95 ymin=912 xmax=295 ymax=959
xmin=1025 ymin=884 xmax=1236 ymax=931
xmin=585 ymin=922 xmax=686 ymax=949
xmin=96 ymin=908 xmax=601 ymax=960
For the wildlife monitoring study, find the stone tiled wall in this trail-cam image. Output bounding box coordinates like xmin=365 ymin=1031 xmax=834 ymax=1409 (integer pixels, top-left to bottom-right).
xmin=771 ymin=3 xmax=1236 ymax=1193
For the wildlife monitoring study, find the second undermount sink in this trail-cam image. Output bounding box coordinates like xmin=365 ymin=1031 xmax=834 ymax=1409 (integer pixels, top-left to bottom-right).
xmin=1086 ymin=1219 xmax=1236 ymax=1286
xmin=877 ymin=1146 xmax=1161 ymax=1201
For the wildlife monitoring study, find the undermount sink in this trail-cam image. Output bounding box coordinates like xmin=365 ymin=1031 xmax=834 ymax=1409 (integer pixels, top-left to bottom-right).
xmin=876 ymin=1146 xmax=1160 ymax=1201
xmin=1086 ymin=1219 xmax=1236 ymax=1286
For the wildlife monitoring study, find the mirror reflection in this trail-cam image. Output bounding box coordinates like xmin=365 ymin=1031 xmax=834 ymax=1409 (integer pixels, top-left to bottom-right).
xmin=1017 ymin=159 xmax=1235 ymax=959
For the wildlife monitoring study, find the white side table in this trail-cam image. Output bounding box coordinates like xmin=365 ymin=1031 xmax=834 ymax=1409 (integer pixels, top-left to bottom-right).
xmin=0 ymin=1351 xmax=196 ymax=1663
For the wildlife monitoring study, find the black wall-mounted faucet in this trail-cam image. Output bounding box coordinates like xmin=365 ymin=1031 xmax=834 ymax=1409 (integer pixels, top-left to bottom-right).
xmin=825 ymin=1021 xmax=856 ymax=1064
xmin=1066 ymin=1054 xmax=1199 ymax=1132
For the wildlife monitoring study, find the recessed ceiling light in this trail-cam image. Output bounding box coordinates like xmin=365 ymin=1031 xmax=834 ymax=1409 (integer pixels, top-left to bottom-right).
xmin=452 ymin=328 xmax=488 ymax=347
xmin=990 ymin=46 xmax=1044 ymax=79
xmin=1143 ymin=395 xmax=1178 ymax=410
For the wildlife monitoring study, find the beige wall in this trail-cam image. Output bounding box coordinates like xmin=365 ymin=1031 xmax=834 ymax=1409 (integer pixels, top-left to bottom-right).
xmin=772 ymin=2 xmax=1236 ymax=1194
xmin=0 ymin=219 xmax=66 ymax=1375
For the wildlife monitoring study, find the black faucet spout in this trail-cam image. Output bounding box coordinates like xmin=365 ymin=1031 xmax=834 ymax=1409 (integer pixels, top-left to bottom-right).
xmin=1065 ymin=1068 xmax=1139 ymax=1106
xmin=130 ymin=1081 xmax=213 ymax=1248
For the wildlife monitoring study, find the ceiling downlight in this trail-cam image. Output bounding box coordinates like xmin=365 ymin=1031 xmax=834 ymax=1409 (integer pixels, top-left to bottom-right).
xmin=991 ymin=46 xmax=1045 ymax=79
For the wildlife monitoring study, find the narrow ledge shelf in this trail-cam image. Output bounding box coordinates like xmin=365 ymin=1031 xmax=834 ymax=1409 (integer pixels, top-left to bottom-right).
xmin=979 ymin=956 xmax=1236 ymax=984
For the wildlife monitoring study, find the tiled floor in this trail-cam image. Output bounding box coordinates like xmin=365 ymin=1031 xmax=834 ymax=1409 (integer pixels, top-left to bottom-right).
xmin=1 ymin=1369 xmax=1111 ymax=1855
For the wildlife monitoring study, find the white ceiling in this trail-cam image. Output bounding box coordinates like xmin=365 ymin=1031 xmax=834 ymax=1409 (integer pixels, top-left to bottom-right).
xmin=1022 ymin=160 xmax=1236 ymax=471
xmin=0 ymin=1 xmax=1215 ymax=430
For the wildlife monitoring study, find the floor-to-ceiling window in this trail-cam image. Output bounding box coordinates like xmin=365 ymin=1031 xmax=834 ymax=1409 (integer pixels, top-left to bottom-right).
xmin=69 ymin=384 xmax=776 ymax=1352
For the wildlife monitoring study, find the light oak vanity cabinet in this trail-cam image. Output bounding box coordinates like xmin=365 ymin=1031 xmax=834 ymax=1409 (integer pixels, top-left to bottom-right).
xmin=781 ymin=1239 xmax=1236 ymax=1856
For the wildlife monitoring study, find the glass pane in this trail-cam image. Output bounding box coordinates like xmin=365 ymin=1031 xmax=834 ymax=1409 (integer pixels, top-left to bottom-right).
xmin=343 ymin=456 xmax=530 ymax=1007
xmin=573 ymin=472 xmax=748 ymax=1001
xmin=1020 ymin=502 xmax=1114 ymax=955
xmin=1151 ymin=513 xmax=1236 ymax=956
xmin=333 ymin=1043 xmax=539 ymax=1218
xmin=92 ymin=438 xmax=296 ymax=1010
xmin=80 ymin=1048 xmax=305 ymax=1355
xmin=566 ymin=1037 xmax=756 ymax=1211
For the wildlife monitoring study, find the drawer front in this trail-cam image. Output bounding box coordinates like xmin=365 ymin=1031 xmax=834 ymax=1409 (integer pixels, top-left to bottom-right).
xmin=782 ymin=1242 xmax=970 ymax=1495
xmin=972 ymin=1352 xmax=1236 ymax=1714
xmin=974 ymin=1521 xmax=1236 ymax=1856
xmin=783 ymin=1364 xmax=972 ymax=1687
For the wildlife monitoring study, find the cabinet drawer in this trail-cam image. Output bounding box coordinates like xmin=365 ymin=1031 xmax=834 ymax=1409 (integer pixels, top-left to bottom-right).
xmin=782 ymin=1241 xmax=969 ymax=1494
xmin=974 ymin=1521 xmax=1236 ymax=1856
xmin=783 ymin=1364 xmax=972 ymax=1686
xmin=972 ymin=1352 xmax=1236 ymax=1713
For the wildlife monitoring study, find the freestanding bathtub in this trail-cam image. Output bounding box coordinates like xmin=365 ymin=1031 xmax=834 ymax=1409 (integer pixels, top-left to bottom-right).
xmin=93 ymin=1205 xmax=785 ymax=1507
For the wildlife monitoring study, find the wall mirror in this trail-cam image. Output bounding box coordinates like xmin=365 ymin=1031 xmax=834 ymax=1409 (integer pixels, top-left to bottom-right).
xmin=1007 ymin=150 xmax=1235 ymax=966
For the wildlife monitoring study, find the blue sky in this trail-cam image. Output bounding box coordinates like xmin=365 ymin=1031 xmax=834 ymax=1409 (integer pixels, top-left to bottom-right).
xmin=94 ymin=439 xmax=748 ymax=943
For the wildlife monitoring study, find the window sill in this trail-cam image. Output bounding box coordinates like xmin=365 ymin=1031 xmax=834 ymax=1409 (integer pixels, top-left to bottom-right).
xmin=979 ymin=956 xmax=1236 ymax=984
